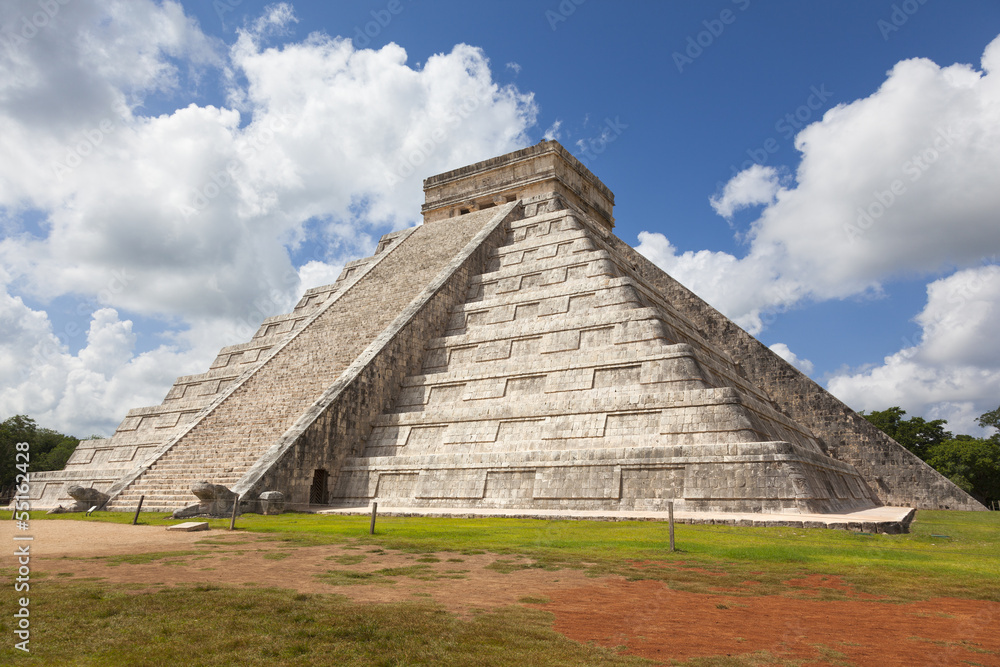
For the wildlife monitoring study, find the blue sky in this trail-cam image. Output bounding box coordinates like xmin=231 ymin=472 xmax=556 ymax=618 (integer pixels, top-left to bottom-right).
xmin=1 ymin=0 xmax=999 ymax=437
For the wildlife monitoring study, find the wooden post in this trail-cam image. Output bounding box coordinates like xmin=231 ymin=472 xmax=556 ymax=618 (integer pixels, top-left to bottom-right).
xmin=668 ymin=501 xmax=676 ymax=552
xmin=131 ymin=495 xmax=145 ymax=525
xmin=370 ymin=502 xmax=378 ymax=535
xmin=229 ymin=494 xmax=240 ymax=531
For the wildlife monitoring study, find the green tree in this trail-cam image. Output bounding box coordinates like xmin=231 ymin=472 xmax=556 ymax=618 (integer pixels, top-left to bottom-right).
xmin=36 ymin=435 xmax=79 ymax=470
xmin=925 ymin=435 xmax=1000 ymax=506
xmin=976 ymin=407 xmax=1000 ymax=434
xmin=1 ymin=415 xmax=38 ymax=498
xmin=0 ymin=415 xmax=81 ymax=498
xmin=861 ymin=406 xmax=952 ymax=460
xmin=863 ymin=405 xmax=1000 ymax=506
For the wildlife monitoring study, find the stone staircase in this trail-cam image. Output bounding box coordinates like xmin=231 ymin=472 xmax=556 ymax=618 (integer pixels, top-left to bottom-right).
xmin=332 ymin=205 xmax=877 ymax=513
xmin=106 ymin=210 xmax=505 ymax=511
xmin=27 ymin=247 xmax=379 ymax=509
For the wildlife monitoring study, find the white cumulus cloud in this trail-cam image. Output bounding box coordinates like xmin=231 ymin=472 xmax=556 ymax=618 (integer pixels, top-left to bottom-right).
xmin=543 ymin=119 xmax=562 ymax=141
xmin=639 ymin=34 xmax=1000 ymax=325
xmin=634 ymin=231 xmax=802 ymax=334
xmin=0 ymin=294 xmax=217 ymax=436
xmin=709 ymin=164 xmax=784 ymax=219
xmin=827 ymin=265 xmax=1000 ymax=435
xmin=0 ymin=1 xmax=539 ymax=435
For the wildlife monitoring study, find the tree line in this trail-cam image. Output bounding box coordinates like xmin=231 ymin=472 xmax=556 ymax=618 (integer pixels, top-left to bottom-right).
xmin=0 ymin=415 xmax=86 ymax=502
xmin=863 ymin=405 xmax=1000 ymax=507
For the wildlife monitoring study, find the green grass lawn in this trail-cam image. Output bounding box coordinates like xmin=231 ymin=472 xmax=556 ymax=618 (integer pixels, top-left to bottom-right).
xmin=4 ymin=509 xmax=997 ymax=665
xmin=30 ymin=508 xmax=1000 ymax=601
xmin=0 ymin=583 xmax=652 ymax=666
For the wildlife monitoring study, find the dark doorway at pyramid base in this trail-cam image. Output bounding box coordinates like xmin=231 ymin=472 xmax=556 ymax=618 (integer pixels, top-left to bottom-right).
xmin=309 ymin=469 xmax=328 ymax=505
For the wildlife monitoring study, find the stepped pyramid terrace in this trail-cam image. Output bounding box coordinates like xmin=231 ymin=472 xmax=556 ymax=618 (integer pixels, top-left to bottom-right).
xmin=27 ymin=141 xmax=984 ymax=528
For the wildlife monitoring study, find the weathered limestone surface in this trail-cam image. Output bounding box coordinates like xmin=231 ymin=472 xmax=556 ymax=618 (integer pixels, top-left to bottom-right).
xmin=191 ymin=481 xmax=239 ymax=516
xmin=422 ymin=141 xmax=615 ymax=230
xmin=258 ymin=491 xmax=285 ymax=515
xmin=27 ymin=232 xmax=411 ymax=510
xmin=599 ymin=237 xmax=984 ymax=511
xmin=28 ymin=140 xmax=980 ymax=516
xmin=330 ymin=202 xmax=878 ymax=514
xmin=45 ymin=485 xmax=110 ymax=513
xmin=66 ymin=485 xmax=110 ymax=509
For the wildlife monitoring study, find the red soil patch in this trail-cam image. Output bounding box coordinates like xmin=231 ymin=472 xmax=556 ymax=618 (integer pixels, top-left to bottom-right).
xmin=630 ymin=559 xmax=728 ymax=577
xmin=538 ymin=578 xmax=1000 ymax=666
xmin=12 ymin=521 xmax=999 ymax=664
xmin=782 ymin=573 xmax=882 ymax=600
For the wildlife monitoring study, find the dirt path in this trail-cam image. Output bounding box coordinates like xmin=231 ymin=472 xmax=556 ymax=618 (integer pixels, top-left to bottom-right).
xmin=10 ymin=521 xmax=1000 ymax=665
xmin=13 ymin=519 xmax=232 ymax=557
xmin=15 ymin=521 xmax=599 ymax=614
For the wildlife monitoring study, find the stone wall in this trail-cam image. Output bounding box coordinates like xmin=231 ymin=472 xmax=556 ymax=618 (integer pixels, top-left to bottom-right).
xmin=603 ymin=234 xmax=984 ymax=511
xmin=422 ymin=141 xmax=615 ymax=229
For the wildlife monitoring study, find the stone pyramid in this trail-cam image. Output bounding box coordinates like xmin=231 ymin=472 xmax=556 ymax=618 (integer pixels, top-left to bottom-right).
xmin=30 ymin=141 xmax=983 ymax=516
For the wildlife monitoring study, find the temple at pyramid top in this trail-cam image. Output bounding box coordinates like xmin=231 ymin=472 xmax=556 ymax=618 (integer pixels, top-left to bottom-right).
xmin=26 ymin=141 xmax=984 ymax=525
xmin=422 ymin=140 xmax=615 ymax=230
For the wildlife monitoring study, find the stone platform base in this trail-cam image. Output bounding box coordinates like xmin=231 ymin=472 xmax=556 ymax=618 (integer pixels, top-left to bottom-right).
xmin=317 ymin=505 xmax=916 ymax=534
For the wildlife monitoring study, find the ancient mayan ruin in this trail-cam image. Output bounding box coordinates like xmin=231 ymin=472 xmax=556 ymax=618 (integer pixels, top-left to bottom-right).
xmin=29 ymin=141 xmax=984 ymax=521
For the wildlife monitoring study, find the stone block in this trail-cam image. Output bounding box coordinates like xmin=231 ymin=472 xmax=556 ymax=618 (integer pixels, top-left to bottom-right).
xmin=259 ymin=491 xmax=285 ymax=515
xmin=167 ymin=522 xmax=209 ymax=532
